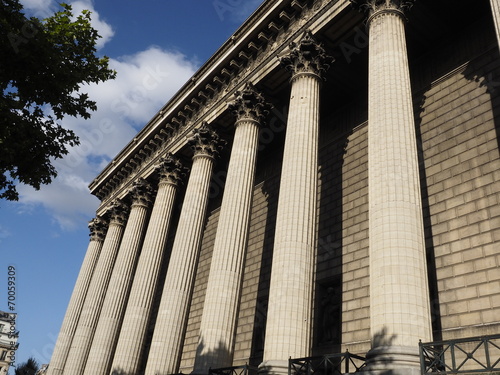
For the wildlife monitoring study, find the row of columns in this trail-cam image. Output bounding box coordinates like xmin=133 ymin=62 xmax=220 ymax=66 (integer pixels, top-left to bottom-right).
xmin=112 ymin=155 xmax=187 ymax=374
xmin=192 ymin=85 xmax=270 ymax=373
xmin=46 ymin=218 xmax=107 ymax=375
xmin=146 ymin=127 xmax=223 ymax=375
xmin=50 ymin=0 xmax=496 ymax=373
xmin=62 ymin=201 xmax=128 ymax=375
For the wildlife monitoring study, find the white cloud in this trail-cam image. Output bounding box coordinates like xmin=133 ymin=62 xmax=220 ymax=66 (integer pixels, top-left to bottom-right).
xmin=69 ymin=1 xmax=114 ymax=49
xmin=102 ymin=47 xmax=199 ymax=124
xmin=20 ymin=0 xmax=114 ymax=49
xmin=18 ymin=174 xmax=99 ymax=231
xmin=20 ymin=0 xmax=55 ymax=18
xmin=18 ymin=46 xmax=198 ymax=230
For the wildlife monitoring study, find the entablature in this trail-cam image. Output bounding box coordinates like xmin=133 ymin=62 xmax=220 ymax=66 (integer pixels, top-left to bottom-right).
xmin=91 ymin=0 xmax=354 ymax=216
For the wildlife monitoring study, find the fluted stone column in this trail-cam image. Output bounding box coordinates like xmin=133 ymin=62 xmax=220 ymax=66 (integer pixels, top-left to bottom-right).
xmin=47 ymin=218 xmax=107 ymax=375
xmin=193 ymin=85 xmax=270 ymax=373
xmin=261 ymin=31 xmax=331 ymax=375
xmin=490 ymin=0 xmax=500 ymax=48
xmin=83 ymin=179 xmax=153 ymax=375
xmin=145 ymin=124 xmax=223 ymax=375
xmin=110 ymin=155 xmax=186 ymax=375
xmin=62 ymin=201 xmax=129 ymax=375
xmin=351 ymin=1 xmax=432 ymax=374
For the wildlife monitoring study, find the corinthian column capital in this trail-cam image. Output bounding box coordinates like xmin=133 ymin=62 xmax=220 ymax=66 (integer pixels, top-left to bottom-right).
xmin=350 ymin=0 xmax=415 ymax=22
xmin=280 ymin=30 xmax=333 ymax=81
xmin=88 ymin=217 xmax=108 ymax=242
xmin=155 ymin=153 xmax=187 ymax=187
xmin=228 ymin=82 xmax=271 ymax=124
xmin=188 ymin=122 xmax=225 ymax=159
xmin=129 ymin=178 xmax=154 ymax=207
xmin=107 ymin=199 xmax=130 ymax=226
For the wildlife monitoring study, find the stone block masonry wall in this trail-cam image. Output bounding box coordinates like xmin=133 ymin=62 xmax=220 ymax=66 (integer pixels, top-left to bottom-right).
xmin=338 ymin=126 xmax=370 ymax=354
xmin=232 ymin=177 xmax=279 ymax=366
xmin=419 ymin=45 xmax=500 ymax=340
xmin=179 ymin=209 xmax=220 ymax=371
xmin=315 ymin=123 xmax=370 ymax=357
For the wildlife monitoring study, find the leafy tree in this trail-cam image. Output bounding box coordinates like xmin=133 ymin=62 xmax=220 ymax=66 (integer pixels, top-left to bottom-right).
xmin=14 ymin=357 xmax=39 ymax=375
xmin=0 ymin=0 xmax=116 ymax=200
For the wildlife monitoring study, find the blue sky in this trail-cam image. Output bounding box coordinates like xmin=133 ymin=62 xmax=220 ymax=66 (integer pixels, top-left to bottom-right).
xmin=0 ymin=0 xmax=263 ymax=370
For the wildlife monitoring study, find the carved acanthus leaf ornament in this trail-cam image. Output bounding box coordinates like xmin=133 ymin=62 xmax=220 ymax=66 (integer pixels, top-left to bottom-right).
xmin=350 ymin=0 xmax=415 ymax=19
xmin=156 ymin=153 xmax=187 ymax=186
xmin=188 ymin=122 xmax=225 ymax=159
xmin=129 ymin=178 xmax=154 ymax=207
xmin=88 ymin=217 xmax=108 ymax=242
xmin=280 ymin=30 xmax=334 ymax=80
xmin=228 ymin=82 xmax=271 ymax=123
xmin=107 ymin=199 xmax=130 ymax=225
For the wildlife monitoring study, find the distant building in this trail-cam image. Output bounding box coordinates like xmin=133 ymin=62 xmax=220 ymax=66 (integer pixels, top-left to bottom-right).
xmin=48 ymin=1 xmax=500 ymax=375
xmin=0 ymin=311 xmax=18 ymax=375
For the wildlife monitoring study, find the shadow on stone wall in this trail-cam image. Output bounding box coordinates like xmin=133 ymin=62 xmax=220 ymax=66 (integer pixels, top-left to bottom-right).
xmin=108 ymin=340 xmax=229 ymax=375
xmin=313 ymin=125 xmax=351 ymax=356
xmin=364 ymin=327 xmax=397 ymax=375
xmin=414 ymin=94 xmax=443 ymax=342
xmin=462 ymin=44 xmax=500 ymax=161
xmin=371 ymin=327 xmax=397 ymax=348
xmin=247 ymin=176 xmax=280 ymax=367
xmin=110 ymin=369 xmax=137 ymax=375
xmin=193 ymin=338 xmax=231 ymax=374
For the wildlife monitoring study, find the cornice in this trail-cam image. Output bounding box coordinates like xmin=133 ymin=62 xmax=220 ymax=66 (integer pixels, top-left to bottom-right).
xmin=91 ymin=0 xmax=351 ymax=215
xmin=89 ymin=0 xmax=288 ymax=196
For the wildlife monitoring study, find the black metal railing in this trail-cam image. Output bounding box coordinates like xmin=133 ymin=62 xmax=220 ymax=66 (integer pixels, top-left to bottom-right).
xmin=289 ymin=351 xmax=367 ymax=375
xmin=209 ymin=364 xmax=258 ymax=375
xmin=419 ymin=334 xmax=500 ymax=375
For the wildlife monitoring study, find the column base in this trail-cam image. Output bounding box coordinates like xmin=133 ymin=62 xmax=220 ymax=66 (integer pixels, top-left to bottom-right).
xmin=258 ymin=360 xmax=289 ymax=375
xmin=363 ymin=345 xmax=421 ymax=375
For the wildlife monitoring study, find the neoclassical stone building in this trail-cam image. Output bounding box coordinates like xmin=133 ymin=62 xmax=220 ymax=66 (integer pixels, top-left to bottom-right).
xmin=0 ymin=312 xmax=18 ymax=375
xmin=47 ymin=1 xmax=500 ymax=375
